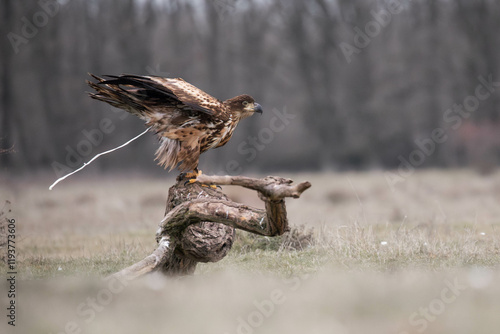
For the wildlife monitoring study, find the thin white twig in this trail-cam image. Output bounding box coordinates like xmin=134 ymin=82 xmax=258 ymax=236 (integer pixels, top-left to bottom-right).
xmin=49 ymin=127 xmax=151 ymax=190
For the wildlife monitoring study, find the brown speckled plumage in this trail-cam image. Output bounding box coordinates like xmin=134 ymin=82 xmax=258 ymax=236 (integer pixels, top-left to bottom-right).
xmin=87 ymin=74 xmax=263 ymax=171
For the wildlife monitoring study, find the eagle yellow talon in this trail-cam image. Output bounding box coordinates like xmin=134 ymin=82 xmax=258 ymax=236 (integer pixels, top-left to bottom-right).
xmin=184 ymin=169 xmax=216 ymax=188
xmin=195 ymin=182 xmax=217 ymax=189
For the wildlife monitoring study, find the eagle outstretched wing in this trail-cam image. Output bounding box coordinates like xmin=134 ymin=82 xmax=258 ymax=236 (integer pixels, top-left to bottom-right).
xmin=88 ymin=74 xmax=227 ymax=117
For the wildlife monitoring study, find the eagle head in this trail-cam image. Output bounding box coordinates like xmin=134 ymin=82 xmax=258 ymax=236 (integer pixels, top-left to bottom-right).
xmin=224 ymin=94 xmax=263 ymax=119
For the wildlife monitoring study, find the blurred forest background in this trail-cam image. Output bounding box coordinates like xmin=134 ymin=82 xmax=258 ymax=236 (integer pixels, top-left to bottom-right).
xmin=1 ymin=0 xmax=500 ymax=177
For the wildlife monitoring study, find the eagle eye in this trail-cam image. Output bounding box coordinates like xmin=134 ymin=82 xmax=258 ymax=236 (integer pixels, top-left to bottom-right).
xmin=242 ymin=101 xmax=249 ymax=106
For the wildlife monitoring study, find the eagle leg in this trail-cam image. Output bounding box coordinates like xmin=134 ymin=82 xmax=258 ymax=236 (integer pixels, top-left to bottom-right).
xmin=182 ymin=169 xmax=218 ymax=189
xmin=184 ymin=168 xmax=202 ymax=179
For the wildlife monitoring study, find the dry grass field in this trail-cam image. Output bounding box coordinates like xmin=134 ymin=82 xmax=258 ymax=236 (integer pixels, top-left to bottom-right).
xmin=1 ymin=169 xmax=500 ymax=334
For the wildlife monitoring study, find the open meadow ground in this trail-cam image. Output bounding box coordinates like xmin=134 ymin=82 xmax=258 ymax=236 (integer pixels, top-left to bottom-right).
xmin=1 ymin=169 xmax=500 ymax=333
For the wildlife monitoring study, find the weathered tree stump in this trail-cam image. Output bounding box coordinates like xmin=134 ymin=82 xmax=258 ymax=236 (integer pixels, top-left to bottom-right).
xmin=111 ymin=174 xmax=311 ymax=279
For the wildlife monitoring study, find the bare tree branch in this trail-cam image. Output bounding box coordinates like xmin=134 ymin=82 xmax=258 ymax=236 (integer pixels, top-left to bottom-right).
xmin=196 ymin=174 xmax=312 ymax=200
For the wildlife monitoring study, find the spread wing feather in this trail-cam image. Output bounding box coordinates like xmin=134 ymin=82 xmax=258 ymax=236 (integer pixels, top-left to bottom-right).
xmin=98 ymin=74 xmax=219 ymax=115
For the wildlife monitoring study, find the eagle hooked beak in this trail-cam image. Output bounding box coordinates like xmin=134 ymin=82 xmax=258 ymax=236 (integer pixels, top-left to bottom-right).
xmin=254 ymin=103 xmax=263 ymax=115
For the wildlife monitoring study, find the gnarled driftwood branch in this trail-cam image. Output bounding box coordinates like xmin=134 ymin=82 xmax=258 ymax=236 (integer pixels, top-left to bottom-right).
xmin=110 ymin=174 xmax=311 ymax=279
